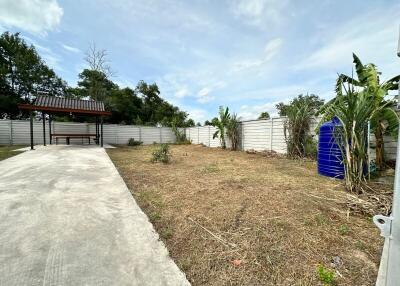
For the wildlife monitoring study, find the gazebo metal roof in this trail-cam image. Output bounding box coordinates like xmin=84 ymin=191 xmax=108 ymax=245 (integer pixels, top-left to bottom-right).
xmin=18 ymin=95 xmax=109 ymax=149
xmin=18 ymin=95 xmax=111 ymax=116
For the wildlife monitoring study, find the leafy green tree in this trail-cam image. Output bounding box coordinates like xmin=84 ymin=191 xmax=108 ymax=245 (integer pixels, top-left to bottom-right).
xmin=136 ymin=80 xmax=162 ymax=124
xmin=276 ymin=94 xmax=323 ymax=117
xmin=211 ymin=117 xmax=219 ymax=126
xmin=212 ymin=106 xmax=230 ymax=149
xmin=204 ymin=120 xmax=212 ymax=126
xmin=135 ymin=80 xmax=190 ymax=127
xmin=77 ymin=69 xmax=117 ymax=102
xmin=333 ymin=53 xmax=399 ymax=170
xmin=0 ymin=32 xmax=195 ymax=125
xmin=185 ymin=119 xmax=195 ymax=127
xmin=108 ymin=87 xmax=143 ymax=124
xmin=0 ymin=31 xmax=66 ymax=118
xmin=258 ymin=111 xmax=270 ymax=120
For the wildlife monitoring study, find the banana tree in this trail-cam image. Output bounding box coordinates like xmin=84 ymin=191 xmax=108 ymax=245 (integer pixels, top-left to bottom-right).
xmin=319 ymin=81 xmax=397 ymax=192
xmin=335 ymin=53 xmax=400 ymax=171
xmin=212 ymin=106 xmax=230 ymax=149
xmin=226 ymin=113 xmax=240 ymax=150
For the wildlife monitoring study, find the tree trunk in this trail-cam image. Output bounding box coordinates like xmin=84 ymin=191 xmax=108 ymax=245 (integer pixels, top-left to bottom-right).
xmin=375 ymin=121 xmax=385 ymax=171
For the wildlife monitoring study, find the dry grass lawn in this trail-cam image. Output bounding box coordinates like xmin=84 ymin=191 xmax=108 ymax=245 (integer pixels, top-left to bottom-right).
xmin=107 ymin=144 xmax=384 ymax=286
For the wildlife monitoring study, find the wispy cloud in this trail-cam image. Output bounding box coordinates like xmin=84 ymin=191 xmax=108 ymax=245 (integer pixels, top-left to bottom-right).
xmin=6 ymin=0 xmax=398 ymax=122
xmin=196 ymin=87 xmax=215 ymax=103
xmin=238 ymin=101 xmax=284 ymax=120
xmin=0 ymin=0 xmax=63 ymax=35
xmin=294 ymin=7 xmax=400 ymax=74
xmin=231 ymin=0 xmax=288 ymax=27
xmin=62 ymin=44 xmax=81 ymax=53
xmin=21 ymin=38 xmax=64 ymax=73
xmin=175 ymin=87 xmax=189 ymax=98
xmin=233 ymin=38 xmax=282 ymax=71
xmin=186 ymin=108 xmax=208 ymax=124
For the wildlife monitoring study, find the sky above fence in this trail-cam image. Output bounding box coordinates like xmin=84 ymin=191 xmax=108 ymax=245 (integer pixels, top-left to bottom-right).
xmin=0 ymin=0 xmax=399 ymax=123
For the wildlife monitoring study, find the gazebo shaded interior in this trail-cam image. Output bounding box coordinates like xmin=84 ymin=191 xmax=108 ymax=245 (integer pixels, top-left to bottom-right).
xmin=18 ymin=96 xmax=111 ymax=149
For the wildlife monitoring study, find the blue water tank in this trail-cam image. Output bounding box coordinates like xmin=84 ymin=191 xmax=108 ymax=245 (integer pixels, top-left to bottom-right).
xmin=318 ymin=118 xmax=344 ymax=179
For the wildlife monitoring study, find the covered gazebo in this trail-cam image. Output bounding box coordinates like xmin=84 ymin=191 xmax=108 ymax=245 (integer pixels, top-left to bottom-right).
xmin=18 ymin=96 xmax=111 ymax=149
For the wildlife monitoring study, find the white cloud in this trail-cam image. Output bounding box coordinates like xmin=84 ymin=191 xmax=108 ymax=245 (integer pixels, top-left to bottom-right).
xmin=175 ymin=87 xmax=189 ymax=98
xmin=187 ymin=108 xmax=208 ymax=123
xmin=231 ymin=0 xmax=288 ymax=27
xmin=230 ymin=84 xmax=304 ymax=101
xmin=294 ymin=8 xmax=400 ymax=74
xmin=114 ymin=77 xmax=136 ymax=89
xmin=238 ymin=100 xmax=286 ymax=120
xmin=62 ymin=44 xmax=81 ymax=53
xmin=198 ymin=87 xmax=210 ymax=97
xmin=197 ymin=96 xmax=215 ymax=104
xmin=264 ymin=38 xmax=282 ymax=59
xmin=0 ymin=0 xmax=63 ymax=35
xmin=28 ymin=42 xmax=64 ymax=72
xmin=196 ymin=87 xmax=215 ymax=103
xmin=233 ymin=38 xmax=282 ymax=71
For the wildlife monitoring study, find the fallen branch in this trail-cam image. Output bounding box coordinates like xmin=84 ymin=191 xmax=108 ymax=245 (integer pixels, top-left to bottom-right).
xmin=188 ymin=217 xmax=237 ymax=248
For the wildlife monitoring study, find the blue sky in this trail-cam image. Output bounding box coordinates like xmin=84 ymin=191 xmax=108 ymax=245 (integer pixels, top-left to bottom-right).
xmin=0 ymin=0 xmax=399 ymax=123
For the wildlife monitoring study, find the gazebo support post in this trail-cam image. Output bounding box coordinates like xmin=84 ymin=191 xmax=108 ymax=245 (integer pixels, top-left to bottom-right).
xmin=100 ymin=116 xmax=104 ymax=147
xmin=96 ymin=116 xmax=99 ymax=145
xmin=48 ymin=115 xmax=52 ymax=144
xmin=30 ymin=112 xmax=34 ymax=150
xmin=42 ymin=112 xmax=46 ymax=146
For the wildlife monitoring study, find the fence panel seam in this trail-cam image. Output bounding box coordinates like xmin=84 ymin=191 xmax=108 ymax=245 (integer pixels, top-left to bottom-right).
xmin=9 ymin=120 xmax=13 ymax=145
xmin=270 ymin=118 xmax=274 ymax=151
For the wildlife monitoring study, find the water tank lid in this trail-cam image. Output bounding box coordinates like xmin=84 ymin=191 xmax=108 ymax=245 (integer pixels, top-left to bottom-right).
xmin=332 ymin=116 xmax=341 ymax=124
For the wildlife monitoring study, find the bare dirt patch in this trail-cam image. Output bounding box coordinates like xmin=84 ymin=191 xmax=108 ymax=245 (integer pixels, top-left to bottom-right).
xmin=107 ymin=144 xmax=384 ymax=286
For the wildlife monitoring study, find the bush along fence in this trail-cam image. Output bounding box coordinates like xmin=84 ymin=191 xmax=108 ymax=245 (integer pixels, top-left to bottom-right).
xmin=185 ymin=117 xmax=319 ymax=154
xmin=0 ymin=118 xmax=397 ymax=160
xmin=185 ymin=117 xmax=398 ymax=160
xmin=0 ymin=120 xmax=176 ymax=146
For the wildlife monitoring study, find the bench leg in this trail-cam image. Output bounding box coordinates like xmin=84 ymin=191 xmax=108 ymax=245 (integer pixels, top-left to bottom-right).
xmin=67 ymin=137 xmax=70 ymax=145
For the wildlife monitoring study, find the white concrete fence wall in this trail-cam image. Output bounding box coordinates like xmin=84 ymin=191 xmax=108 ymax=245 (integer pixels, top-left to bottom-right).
xmin=185 ymin=117 xmax=320 ymax=154
xmin=1 ymin=118 xmax=397 ymax=160
xmin=0 ymin=120 xmax=176 ymax=146
xmin=185 ymin=125 xmax=222 ymax=148
xmin=185 ymin=117 xmax=397 ymax=160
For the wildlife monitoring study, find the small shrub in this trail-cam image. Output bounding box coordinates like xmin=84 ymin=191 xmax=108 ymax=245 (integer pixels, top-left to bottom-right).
xmin=172 ymin=123 xmax=190 ymax=144
xmin=128 ymin=138 xmax=143 ymax=146
xmin=315 ymin=214 xmax=328 ymax=226
xmin=149 ymin=212 xmax=161 ymax=222
xmin=317 ymin=265 xmax=336 ymax=285
xmin=151 ymin=144 xmax=171 ymax=164
xmin=338 ymin=225 xmax=349 ymax=235
xmin=160 ymin=227 xmax=174 ymax=240
xmin=304 ymin=135 xmax=317 ymax=159
xmin=202 ymin=164 xmax=220 ymax=173
xmin=355 ymin=240 xmax=366 ymax=250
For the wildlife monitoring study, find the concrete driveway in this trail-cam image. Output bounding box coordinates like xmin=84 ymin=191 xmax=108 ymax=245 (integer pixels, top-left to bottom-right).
xmin=0 ymin=145 xmax=189 ymax=286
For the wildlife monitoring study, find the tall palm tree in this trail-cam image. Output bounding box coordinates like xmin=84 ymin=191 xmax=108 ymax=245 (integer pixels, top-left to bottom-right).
xmin=334 ymin=53 xmax=399 ymax=171
xmin=212 ymin=106 xmax=230 ymax=149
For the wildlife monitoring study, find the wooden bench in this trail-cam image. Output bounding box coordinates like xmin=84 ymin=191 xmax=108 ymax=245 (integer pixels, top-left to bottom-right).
xmin=51 ymin=133 xmax=97 ymax=145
